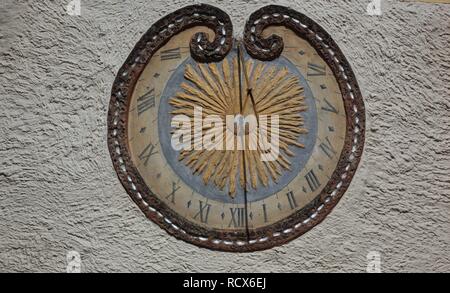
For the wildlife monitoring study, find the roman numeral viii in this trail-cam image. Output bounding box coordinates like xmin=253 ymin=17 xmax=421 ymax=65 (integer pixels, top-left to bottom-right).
xmin=137 ymin=88 xmax=155 ymax=116
xmin=307 ymin=62 xmax=326 ymax=77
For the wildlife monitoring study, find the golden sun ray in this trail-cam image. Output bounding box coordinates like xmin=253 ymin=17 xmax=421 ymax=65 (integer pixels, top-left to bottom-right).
xmin=169 ymin=57 xmax=307 ymax=197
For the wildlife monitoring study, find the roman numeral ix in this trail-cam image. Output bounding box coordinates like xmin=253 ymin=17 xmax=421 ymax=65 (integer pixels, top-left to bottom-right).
xmin=138 ymin=142 xmax=158 ymax=166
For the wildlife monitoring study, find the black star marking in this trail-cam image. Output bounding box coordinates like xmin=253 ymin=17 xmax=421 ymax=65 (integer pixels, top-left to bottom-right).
xmin=302 ymin=186 xmax=307 ymax=193
xmin=277 ymin=202 xmax=282 ymax=210
xmin=153 ymin=73 xmax=160 ymax=78
xmin=320 ymin=84 xmax=327 ymax=90
xmin=318 ymin=164 xmax=323 ymax=171
xmin=328 ymin=126 xmax=335 ymax=132
xmin=186 ymin=200 xmax=191 ymax=208
xmin=299 ymin=50 xmax=305 ymax=55
xmin=140 ymin=127 xmax=146 ymax=133
xmin=221 ymin=212 xmax=225 ymax=219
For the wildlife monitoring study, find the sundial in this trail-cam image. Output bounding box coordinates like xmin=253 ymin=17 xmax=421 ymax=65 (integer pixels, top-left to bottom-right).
xmin=107 ymin=4 xmax=365 ymax=251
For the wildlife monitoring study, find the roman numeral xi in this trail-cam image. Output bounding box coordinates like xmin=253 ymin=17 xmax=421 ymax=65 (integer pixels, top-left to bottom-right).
xmin=193 ymin=201 xmax=211 ymax=224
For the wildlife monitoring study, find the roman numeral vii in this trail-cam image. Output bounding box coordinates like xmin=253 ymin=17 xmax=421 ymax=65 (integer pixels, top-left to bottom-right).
xmin=160 ymin=48 xmax=181 ymax=61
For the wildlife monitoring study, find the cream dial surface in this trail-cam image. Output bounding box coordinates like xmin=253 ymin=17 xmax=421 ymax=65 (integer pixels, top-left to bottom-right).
xmin=127 ymin=27 xmax=346 ymax=231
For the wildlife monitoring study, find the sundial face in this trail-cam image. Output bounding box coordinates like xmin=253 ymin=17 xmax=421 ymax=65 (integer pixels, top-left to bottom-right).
xmin=108 ymin=4 xmax=365 ymax=251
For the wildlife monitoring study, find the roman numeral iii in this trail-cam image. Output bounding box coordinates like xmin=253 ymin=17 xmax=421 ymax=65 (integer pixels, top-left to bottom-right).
xmin=305 ymin=170 xmax=321 ymax=192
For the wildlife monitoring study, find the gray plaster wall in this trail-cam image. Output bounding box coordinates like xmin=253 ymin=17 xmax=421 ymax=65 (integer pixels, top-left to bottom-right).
xmin=0 ymin=0 xmax=449 ymax=272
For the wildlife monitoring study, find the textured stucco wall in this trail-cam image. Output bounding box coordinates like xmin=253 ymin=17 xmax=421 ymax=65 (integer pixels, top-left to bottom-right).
xmin=0 ymin=0 xmax=449 ymax=272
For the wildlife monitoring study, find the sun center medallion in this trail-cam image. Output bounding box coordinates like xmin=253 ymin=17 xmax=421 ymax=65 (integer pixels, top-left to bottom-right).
xmin=158 ymin=48 xmax=318 ymax=204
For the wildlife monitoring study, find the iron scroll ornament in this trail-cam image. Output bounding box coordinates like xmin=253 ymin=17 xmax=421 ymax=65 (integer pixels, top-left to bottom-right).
xmin=107 ymin=4 xmax=365 ymax=252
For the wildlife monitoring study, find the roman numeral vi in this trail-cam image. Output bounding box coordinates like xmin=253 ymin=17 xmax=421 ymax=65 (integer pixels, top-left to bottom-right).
xmin=307 ymin=62 xmax=326 ymax=77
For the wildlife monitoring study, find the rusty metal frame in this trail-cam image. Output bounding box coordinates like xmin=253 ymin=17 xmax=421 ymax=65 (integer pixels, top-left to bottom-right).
xmin=107 ymin=4 xmax=365 ymax=252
